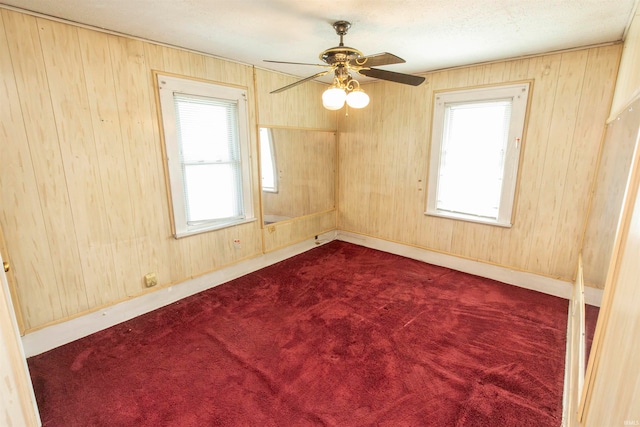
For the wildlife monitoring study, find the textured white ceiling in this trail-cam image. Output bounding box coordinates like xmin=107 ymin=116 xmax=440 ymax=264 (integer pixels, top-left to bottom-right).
xmin=1 ymin=0 xmax=637 ymax=83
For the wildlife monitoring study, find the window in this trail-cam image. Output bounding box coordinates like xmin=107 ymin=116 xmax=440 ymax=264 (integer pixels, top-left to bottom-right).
xmin=157 ymin=74 xmax=254 ymax=237
xmin=259 ymin=127 xmax=278 ymax=193
xmin=426 ymin=83 xmax=530 ymax=227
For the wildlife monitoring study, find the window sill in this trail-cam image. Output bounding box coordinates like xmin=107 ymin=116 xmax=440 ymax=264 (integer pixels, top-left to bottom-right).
xmin=174 ymin=217 xmax=258 ymax=239
xmin=424 ymin=210 xmax=512 ymax=228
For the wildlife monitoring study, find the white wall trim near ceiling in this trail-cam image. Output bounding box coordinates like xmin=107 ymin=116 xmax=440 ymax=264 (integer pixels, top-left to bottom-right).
xmin=21 ymin=231 xmax=338 ymax=357
xmin=336 ymin=231 xmax=603 ymax=307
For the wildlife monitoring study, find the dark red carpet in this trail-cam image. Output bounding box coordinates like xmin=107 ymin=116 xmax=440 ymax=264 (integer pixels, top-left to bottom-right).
xmin=28 ymin=241 xmax=568 ymax=426
xmin=585 ymin=304 xmax=599 ymax=363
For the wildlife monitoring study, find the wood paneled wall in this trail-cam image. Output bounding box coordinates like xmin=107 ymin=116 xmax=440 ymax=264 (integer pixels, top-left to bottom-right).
xmin=581 ymin=108 xmax=638 ymax=289
xmin=581 ymin=99 xmax=640 ymax=426
xmin=338 ymin=45 xmax=621 ymax=284
xmin=580 ymin=10 xmax=640 ymax=424
xmin=0 ymin=247 xmax=39 ymax=426
xmin=0 ymin=8 xmax=336 ymax=331
xmin=254 ymin=68 xmax=336 ymax=129
xmin=583 ymin=8 xmax=640 ymax=290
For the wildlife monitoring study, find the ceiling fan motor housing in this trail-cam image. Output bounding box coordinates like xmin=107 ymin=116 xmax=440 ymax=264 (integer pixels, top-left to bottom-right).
xmin=320 ymin=46 xmax=363 ymax=65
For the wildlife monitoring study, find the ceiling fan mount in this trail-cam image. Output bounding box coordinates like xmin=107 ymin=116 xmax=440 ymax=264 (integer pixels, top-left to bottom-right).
xmin=265 ymin=20 xmax=425 ymax=99
xmin=332 ymin=20 xmax=351 ymax=36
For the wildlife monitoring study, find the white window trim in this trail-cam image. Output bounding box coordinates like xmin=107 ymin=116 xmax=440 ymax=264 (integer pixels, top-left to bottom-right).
xmin=157 ymin=74 xmax=254 ymax=238
xmin=426 ymin=82 xmax=530 ymax=227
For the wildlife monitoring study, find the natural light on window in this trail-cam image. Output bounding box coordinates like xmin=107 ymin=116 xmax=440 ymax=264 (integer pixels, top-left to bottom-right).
xmin=157 ymin=74 xmax=254 ymax=237
xmin=426 ymin=83 xmax=530 ymax=227
xmin=259 ymin=127 xmax=278 ymax=193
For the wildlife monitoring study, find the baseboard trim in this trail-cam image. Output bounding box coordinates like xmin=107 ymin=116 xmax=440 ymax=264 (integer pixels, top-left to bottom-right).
xmin=337 ymin=231 xmax=603 ymax=304
xmin=583 ymin=286 xmax=603 ymax=307
xmin=24 ymin=229 xmax=603 ymax=357
xmin=22 ymin=231 xmax=337 ymax=357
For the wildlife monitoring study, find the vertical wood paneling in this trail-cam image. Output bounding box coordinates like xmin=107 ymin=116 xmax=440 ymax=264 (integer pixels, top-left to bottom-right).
xmin=78 ymin=27 xmax=142 ymax=301
xmin=581 ymin=112 xmax=638 ymax=288
xmin=339 ymin=45 xmax=621 ymax=283
xmin=255 ymin=68 xmax=336 ymax=129
xmin=527 ymin=50 xmax=588 ymax=274
xmin=581 ymin=14 xmax=640 ymax=421
xmin=108 ymin=36 xmax=173 ymax=292
xmin=501 ymin=54 xmax=561 ymax=271
xmin=550 ymin=47 xmax=621 ymax=279
xmin=0 ymin=248 xmax=39 ymax=426
xmin=581 ymin=101 xmax=640 ymax=425
xmin=38 ymin=19 xmax=116 ymax=310
xmin=0 ymin=10 xmax=280 ymax=330
xmin=2 ymin=10 xmax=82 ymax=326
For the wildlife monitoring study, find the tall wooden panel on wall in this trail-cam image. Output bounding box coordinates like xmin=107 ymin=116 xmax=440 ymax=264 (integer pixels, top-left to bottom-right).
xmin=338 ymin=44 xmax=621 ymax=283
xmin=580 ymin=102 xmax=640 ymax=426
xmin=580 ymin=13 xmax=640 ymax=421
xmin=1 ymin=10 xmax=83 ymax=327
xmin=581 ymin=103 xmax=639 ymax=289
xmin=0 ymin=8 xmax=270 ymax=331
xmin=581 ymin=12 xmax=640 ymax=290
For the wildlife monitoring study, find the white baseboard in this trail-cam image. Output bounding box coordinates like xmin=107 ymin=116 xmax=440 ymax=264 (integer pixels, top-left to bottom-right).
xmin=24 ymin=229 xmax=603 ymax=357
xmin=337 ymin=231 xmax=604 ymax=305
xmin=22 ymin=231 xmax=337 ymax=357
xmin=583 ymin=286 xmax=603 ymax=307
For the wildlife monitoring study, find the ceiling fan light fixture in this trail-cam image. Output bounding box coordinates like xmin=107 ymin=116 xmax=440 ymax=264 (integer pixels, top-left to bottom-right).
xmin=346 ymin=89 xmax=369 ymax=109
xmin=322 ymin=86 xmax=347 ymax=110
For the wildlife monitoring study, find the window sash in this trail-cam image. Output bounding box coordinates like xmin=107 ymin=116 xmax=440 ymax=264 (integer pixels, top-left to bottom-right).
xmin=157 ymin=74 xmax=254 ymax=237
xmin=436 ymin=99 xmax=512 ymax=219
xmin=426 ymin=83 xmax=529 ymax=227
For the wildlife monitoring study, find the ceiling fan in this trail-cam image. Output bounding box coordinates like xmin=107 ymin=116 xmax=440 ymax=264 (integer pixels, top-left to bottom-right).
xmin=265 ymin=21 xmax=426 ymax=110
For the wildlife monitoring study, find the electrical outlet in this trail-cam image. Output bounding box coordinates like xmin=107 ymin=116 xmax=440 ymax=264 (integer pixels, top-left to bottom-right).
xmin=144 ymin=272 xmax=158 ymax=288
xmin=233 ymin=239 xmax=241 ymax=249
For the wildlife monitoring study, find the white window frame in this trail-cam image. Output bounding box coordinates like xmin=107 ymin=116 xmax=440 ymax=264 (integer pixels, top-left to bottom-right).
xmin=157 ymin=73 xmax=254 ymax=238
xmin=259 ymin=127 xmax=278 ymax=193
xmin=426 ymin=82 xmax=530 ymax=227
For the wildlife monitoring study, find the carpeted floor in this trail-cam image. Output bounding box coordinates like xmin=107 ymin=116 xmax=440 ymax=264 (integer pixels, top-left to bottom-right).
xmin=28 ymin=241 xmax=569 ymax=426
xmin=585 ymin=304 xmax=599 ymax=364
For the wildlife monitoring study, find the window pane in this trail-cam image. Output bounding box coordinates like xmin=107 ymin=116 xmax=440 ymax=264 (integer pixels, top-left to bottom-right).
xmin=183 ymin=164 xmax=242 ymax=222
xmin=437 ymin=100 xmax=511 ymax=219
xmin=260 ymin=128 xmax=277 ymax=192
xmin=174 ymin=94 xmax=239 ymax=163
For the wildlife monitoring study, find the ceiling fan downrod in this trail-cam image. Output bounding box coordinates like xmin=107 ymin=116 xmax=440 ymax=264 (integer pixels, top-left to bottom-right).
xmin=333 ymin=20 xmax=351 ymax=47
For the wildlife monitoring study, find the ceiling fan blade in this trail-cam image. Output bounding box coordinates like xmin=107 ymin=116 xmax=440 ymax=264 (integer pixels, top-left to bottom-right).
xmin=358 ymin=68 xmax=426 ymax=86
xmin=264 ymin=60 xmax=330 ymax=67
xmin=270 ymin=70 xmax=332 ymax=94
xmin=350 ymin=52 xmax=405 ymax=67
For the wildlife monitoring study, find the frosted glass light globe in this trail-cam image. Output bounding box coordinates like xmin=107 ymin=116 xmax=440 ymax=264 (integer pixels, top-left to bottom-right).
xmin=322 ymin=87 xmax=346 ymax=110
xmin=346 ymin=90 xmax=370 ymax=109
